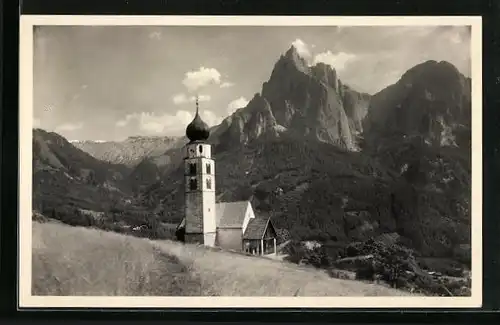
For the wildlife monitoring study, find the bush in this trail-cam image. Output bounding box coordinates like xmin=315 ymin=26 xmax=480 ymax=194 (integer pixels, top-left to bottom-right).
xmin=355 ymin=264 xmax=376 ymax=281
xmin=337 ymin=238 xmax=470 ymax=296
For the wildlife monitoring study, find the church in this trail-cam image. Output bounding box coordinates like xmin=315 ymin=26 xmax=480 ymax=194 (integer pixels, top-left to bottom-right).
xmin=175 ymin=97 xmax=278 ymax=256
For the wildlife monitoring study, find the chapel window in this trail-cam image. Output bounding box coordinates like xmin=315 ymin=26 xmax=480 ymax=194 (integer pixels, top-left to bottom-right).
xmin=199 ymin=145 xmax=203 ymax=154
xmin=206 ymin=178 xmax=212 ymax=189
xmin=189 ymin=163 xmax=196 ymax=175
xmin=189 ymin=178 xmax=197 ymax=191
xmin=206 ymin=163 xmax=211 ymax=174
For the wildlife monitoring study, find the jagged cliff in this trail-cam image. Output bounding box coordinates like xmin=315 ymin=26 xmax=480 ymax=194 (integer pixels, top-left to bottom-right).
xmin=213 ymin=46 xmax=371 ymax=150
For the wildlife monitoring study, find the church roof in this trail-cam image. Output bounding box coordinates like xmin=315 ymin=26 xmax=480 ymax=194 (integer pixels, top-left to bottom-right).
xmin=243 ymin=217 xmax=271 ymax=240
xmin=176 ymin=218 xmax=185 ymax=230
xmin=176 ymin=201 xmax=252 ymax=230
xmin=186 ymin=96 xmax=210 ymax=142
xmin=216 ymin=201 xmax=250 ymax=228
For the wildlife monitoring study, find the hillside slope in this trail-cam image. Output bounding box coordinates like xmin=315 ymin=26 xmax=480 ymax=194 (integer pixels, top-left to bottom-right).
xmin=147 ymin=136 xmax=395 ymax=241
xmin=32 ymin=221 xmax=199 ymax=296
xmin=33 ymin=128 xmax=132 ymax=212
xmin=32 ymin=221 xmax=413 ymax=296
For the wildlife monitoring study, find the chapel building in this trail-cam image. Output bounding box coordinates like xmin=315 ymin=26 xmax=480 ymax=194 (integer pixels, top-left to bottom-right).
xmin=175 ymin=97 xmax=277 ymax=256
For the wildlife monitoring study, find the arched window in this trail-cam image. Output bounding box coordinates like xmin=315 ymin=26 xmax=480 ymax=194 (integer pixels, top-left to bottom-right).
xmin=206 ymin=178 xmax=212 ymax=189
xmin=189 ymin=178 xmax=197 ymax=190
xmin=198 ymin=145 xmax=203 ymax=154
xmin=206 ymin=163 xmax=211 ymax=174
xmin=189 ymin=163 xmax=196 ymax=175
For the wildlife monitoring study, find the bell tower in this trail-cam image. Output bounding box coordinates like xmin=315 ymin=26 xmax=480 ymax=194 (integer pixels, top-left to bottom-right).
xmin=183 ymin=96 xmax=216 ymax=246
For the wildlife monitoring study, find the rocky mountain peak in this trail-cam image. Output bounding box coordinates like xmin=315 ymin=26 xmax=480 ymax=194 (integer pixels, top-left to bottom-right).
xmin=402 ymin=59 xmax=464 ymax=89
xmin=247 ymin=92 xmax=273 ymax=112
xmin=213 ymin=92 xmax=280 ymax=148
xmin=363 ymin=60 xmax=471 ymax=150
xmin=274 ymin=45 xmax=311 ymax=75
xmin=310 ymin=62 xmax=339 ymax=90
xmin=211 ymin=45 xmax=371 ymax=151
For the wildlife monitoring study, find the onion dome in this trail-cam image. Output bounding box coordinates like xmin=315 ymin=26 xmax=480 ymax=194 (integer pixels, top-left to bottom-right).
xmin=186 ymin=96 xmax=210 ymax=142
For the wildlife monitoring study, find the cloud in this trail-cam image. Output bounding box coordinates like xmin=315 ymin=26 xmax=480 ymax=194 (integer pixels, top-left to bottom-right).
xmin=227 ymin=97 xmax=249 ymax=115
xmin=115 ymin=110 xmax=194 ymax=135
xmin=182 ymin=67 xmax=222 ymax=92
xmin=55 ymin=122 xmax=83 ymax=132
xmin=220 ymin=82 xmax=234 ymax=88
xmin=197 ymin=94 xmax=211 ymax=102
xmin=313 ymin=51 xmax=357 ymax=71
xmin=172 ymin=93 xmax=189 ymax=105
xmin=291 ymin=38 xmax=312 ymax=59
xmin=115 ymin=116 xmax=132 ymax=127
xmin=450 ymin=31 xmax=462 ymax=44
xmin=172 ymin=93 xmax=211 ymax=105
xmin=148 ymin=31 xmax=162 ymax=40
xmin=201 ymin=110 xmax=223 ymax=127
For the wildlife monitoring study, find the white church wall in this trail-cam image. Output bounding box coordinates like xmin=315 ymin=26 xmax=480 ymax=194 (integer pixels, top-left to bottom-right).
xmin=200 ymin=157 xmax=215 ymax=177
xmin=202 ymin=190 xmax=217 ymax=234
xmin=241 ymin=203 xmax=255 ymax=234
xmin=203 ymin=232 xmax=217 ymax=247
xmin=186 ymin=143 xmax=212 ymax=159
xmin=217 ymin=228 xmax=243 ymax=251
xmin=184 ymin=139 xmax=217 ymax=240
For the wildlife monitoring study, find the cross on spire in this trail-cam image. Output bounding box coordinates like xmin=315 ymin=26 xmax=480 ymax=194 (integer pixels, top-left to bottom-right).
xmin=185 ymin=93 xmax=210 ymax=142
xmin=195 ymin=94 xmax=199 ymax=115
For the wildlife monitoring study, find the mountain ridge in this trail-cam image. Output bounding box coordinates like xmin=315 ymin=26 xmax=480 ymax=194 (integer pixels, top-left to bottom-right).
xmin=363 ymin=59 xmax=471 ymax=150
xmin=32 ymin=128 xmax=133 ymax=213
xmin=71 ymin=135 xmax=182 ymax=166
xmin=211 ymin=45 xmax=371 ymax=151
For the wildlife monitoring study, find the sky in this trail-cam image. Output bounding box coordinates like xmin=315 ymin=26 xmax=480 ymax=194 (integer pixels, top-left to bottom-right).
xmin=33 ymin=25 xmax=471 ymax=141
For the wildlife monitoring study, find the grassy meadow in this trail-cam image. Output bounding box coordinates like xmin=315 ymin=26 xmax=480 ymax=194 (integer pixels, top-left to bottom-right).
xmin=32 ymin=221 xmax=415 ymax=297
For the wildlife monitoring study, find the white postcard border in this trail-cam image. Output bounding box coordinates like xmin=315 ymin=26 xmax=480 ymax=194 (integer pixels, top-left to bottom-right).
xmin=19 ymin=15 xmax=483 ymax=309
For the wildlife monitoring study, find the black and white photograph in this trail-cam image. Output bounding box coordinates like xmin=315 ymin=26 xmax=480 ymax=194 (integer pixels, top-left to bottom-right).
xmin=19 ymin=16 xmax=482 ymax=308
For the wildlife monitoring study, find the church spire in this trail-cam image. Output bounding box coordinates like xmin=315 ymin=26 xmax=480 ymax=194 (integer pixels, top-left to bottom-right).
xmin=195 ymin=94 xmax=199 ymax=115
xmin=185 ymin=93 xmax=210 ymax=142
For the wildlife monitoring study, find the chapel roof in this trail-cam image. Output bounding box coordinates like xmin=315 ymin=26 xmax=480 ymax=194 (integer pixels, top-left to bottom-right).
xmin=243 ymin=217 xmax=271 ymax=240
xmin=216 ymin=201 xmax=250 ymax=228
xmin=176 ymin=217 xmax=185 ymax=230
xmin=176 ymin=200 xmax=252 ymax=231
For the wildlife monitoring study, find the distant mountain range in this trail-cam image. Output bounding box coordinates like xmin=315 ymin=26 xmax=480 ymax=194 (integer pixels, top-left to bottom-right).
xmin=32 ymin=45 xmax=472 ymax=269
xmin=71 ymin=136 xmax=182 ymax=166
